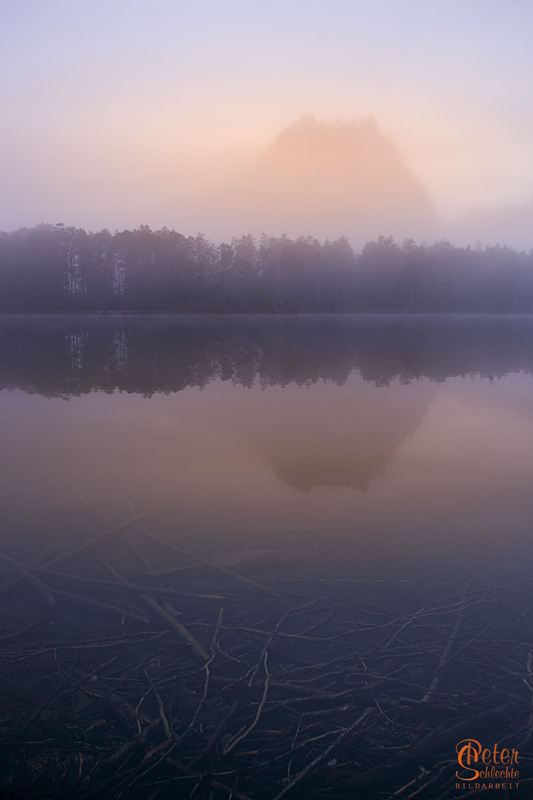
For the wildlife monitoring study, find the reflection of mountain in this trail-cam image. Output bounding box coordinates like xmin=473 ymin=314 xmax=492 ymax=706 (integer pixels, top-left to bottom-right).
xmin=2 ymin=315 xmax=533 ymax=399
xmin=196 ymin=115 xmax=439 ymax=245
xmin=247 ymin=380 xmax=432 ymax=492
xmin=449 ymin=200 xmax=533 ymax=250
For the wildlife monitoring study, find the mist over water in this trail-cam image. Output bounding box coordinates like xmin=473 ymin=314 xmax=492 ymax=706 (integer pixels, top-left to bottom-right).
xmin=2 ymin=314 xmax=533 ymax=580
xmin=3 ymin=315 xmax=533 ymax=798
xmin=3 ymin=4 xmax=533 ymax=795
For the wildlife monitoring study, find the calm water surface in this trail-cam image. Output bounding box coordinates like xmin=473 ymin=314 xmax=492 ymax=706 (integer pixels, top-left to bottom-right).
xmin=1 ymin=314 xmax=533 ymax=582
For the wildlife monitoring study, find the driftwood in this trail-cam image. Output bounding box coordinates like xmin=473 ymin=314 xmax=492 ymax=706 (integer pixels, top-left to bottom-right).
xmin=0 ymin=511 xmax=532 ymax=800
xmin=0 ymin=551 xmax=55 ymax=606
xmin=140 ymin=527 xmax=283 ymax=599
xmin=141 ymin=593 xmax=209 ymax=661
xmin=98 ymin=553 xmax=210 ymax=662
xmin=36 ymin=566 xmax=225 ymax=600
xmin=273 ymin=706 xmax=375 ymax=799
xmin=40 ymin=515 xmax=147 ymax=569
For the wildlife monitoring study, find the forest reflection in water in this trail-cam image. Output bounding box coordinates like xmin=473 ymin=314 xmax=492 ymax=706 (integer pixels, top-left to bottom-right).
xmin=1 ymin=313 xmax=533 ymax=578
xmin=3 ymin=314 xmax=533 ymax=799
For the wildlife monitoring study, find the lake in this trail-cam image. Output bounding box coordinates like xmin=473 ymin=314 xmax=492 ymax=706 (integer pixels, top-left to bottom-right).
xmin=1 ymin=314 xmax=533 ymax=798
xmin=2 ymin=313 xmax=533 ymax=575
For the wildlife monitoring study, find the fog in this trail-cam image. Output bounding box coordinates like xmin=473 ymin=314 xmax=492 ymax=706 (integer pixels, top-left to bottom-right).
xmin=4 ymin=6 xmax=533 ymax=795
xmin=2 ymin=109 xmax=532 ymax=251
xmin=177 ymin=116 xmax=440 ymax=247
xmin=2 ymin=1 xmax=533 ymax=249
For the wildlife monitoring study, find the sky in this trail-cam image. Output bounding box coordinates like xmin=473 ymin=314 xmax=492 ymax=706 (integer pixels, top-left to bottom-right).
xmin=1 ymin=0 xmax=533 ymax=243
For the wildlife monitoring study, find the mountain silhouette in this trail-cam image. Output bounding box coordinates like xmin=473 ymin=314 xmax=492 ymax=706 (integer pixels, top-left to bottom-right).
xmin=176 ymin=115 xmax=440 ymax=245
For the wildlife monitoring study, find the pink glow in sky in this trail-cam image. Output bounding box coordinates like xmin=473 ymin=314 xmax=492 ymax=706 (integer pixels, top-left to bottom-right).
xmin=1 ymin=0 xmax=532 ymax=247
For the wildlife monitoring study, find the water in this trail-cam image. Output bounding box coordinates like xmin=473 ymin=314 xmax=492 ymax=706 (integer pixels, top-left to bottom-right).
xmin=2 ymin=314 xmax=533 ymax=798
xmin=1 ymin=313 xmax=533 ymax=580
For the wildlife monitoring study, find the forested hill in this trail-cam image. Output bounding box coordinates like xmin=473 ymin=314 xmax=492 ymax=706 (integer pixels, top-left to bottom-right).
xmin=205 ymin=115 xmax=438 ymax=243
xmin=0 ymin=224 xmax=532 ymax=313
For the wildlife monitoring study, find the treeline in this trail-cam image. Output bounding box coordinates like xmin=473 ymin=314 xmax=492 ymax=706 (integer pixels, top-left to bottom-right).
xmin=1 ymin=223 xmax=533 ymax=312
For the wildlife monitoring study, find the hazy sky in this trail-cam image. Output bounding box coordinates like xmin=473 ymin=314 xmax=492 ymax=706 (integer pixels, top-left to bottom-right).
xmin=2 ymin=0 xmax=533 ymax=237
